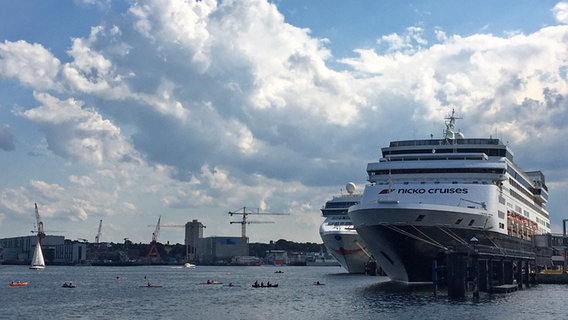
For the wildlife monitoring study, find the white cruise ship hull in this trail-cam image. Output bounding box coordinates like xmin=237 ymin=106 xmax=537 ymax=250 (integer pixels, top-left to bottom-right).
xmin=319 ymin=225 xmax=369 ymax=273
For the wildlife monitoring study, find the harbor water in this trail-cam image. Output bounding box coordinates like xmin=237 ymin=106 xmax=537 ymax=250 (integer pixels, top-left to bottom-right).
xmin=1 ymin=265 xmax=567 ymax=320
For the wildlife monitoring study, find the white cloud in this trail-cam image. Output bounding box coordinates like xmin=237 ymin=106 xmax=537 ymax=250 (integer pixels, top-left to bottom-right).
xmin=552 ymin=2 xmax=568 ymax=24
xmin=0 ymin=40 xmax=62 ymax=91
xmin=19 ymin=92 xmax=136 ymax=167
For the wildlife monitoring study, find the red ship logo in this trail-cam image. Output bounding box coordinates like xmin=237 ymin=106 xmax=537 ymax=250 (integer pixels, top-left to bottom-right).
xmin=334 ymin=247 xmax=363 ymax=256
xmin=379 ymin=189 xmax=395 ymax=194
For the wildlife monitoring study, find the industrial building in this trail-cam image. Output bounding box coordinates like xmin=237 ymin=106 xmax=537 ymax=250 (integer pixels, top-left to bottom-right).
xmin=185 ymin=219 xmax=205 ymax=261
xmin=195 ymin=236 xmax=249 ymax=264
xmin=0 ymin=235 xmax=86 ymax=265
xmin=185 ymin=219 xmax=250 ymax=264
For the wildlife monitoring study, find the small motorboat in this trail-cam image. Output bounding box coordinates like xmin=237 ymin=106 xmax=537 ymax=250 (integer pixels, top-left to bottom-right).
xmin=183 ymin=263 xmax=196 ymax=268
xmin=141 ymin=283 xmax=162 ymax=288
xmin=9 ymin=281 xmax=28 ymax=287
xmin=62 ymin=282 xmax=76 ymax=288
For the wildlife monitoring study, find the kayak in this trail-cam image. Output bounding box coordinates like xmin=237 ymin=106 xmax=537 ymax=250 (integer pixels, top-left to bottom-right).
xmin=251 ymin=284 xmax=278 ymax=288
xmin=223 ymin=284 xmax=241 ymax=287
xmin=9 ymin=282 xmax=28 ymax=287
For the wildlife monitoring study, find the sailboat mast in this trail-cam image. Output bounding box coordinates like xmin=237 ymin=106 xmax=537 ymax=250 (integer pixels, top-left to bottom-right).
xmin=34 ymin=203 xmax=45 ymax=246
xmin=31 ymin=203 xmax=46 ymax=269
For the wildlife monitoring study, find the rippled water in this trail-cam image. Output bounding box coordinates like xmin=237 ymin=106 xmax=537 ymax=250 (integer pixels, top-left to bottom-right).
xmin=1 ymin=265 xmax=566 ymax=319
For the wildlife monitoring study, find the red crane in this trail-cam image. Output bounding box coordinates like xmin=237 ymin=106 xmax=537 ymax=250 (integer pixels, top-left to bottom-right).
xmin=146 ymin=216 xmax=162 ymax=263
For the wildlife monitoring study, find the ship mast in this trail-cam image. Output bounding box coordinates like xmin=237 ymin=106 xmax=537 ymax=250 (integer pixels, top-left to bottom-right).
xmin=444 ymin=108 xmax=464 ymax=142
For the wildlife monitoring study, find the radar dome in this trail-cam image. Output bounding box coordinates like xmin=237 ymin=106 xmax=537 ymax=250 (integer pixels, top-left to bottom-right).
xmin=346 ymin=182 xmax=356 ymax=194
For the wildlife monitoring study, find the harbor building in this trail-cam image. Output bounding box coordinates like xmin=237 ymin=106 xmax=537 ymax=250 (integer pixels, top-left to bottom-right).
xmin=0 ymin=235 xmax=86 ymax=265
xmin=265 ymin=249 xmax=288 ymax=265
xmin=184 ymin=219 xmax=249 ymax=264
xmin=195 ymin=236 xmax=248 ymax=264
xmin=185 ymin=219 xmax=205 ymax=261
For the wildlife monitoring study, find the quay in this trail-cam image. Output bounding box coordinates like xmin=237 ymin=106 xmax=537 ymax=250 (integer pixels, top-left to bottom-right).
xmin=433 ymin=224 xmax=568 ymax=298
xmin=535 ymin=272 xmax=568 ymax=284
xmin=433 ymin=239 xmax=536 ymax=299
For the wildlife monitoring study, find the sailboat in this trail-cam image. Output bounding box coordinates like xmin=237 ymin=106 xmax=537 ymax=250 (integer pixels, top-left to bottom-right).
xmin=30 ymin=202 xmax=46 ymax=270
xmin=29 ymin=243 xmax=45 ymax=270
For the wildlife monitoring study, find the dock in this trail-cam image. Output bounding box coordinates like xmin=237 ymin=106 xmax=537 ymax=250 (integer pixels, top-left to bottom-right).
xmin=433 ymin=241 xmax=536 ymax=299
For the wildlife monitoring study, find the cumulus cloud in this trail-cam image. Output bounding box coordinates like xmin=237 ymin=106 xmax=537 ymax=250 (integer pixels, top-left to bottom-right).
xmin=553 ymin=2 xmax=568 ymax=24
xmin=0 ymin=40 xmax=62 ymax=91
xmin=19 ymin=92 xmax=138 ymax=167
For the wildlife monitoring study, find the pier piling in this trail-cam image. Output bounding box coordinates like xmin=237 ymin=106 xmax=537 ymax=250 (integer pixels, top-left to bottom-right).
xmin=437 ymin=243 xmax=535 ymax=299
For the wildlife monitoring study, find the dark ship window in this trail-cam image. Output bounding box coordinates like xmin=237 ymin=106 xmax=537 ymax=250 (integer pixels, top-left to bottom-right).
xmin=455 ymin=218 xmax=463 ymax=224
xmin=416 ymin=215 xmax=425 ymax=222
xmin=468 ymin=219 xmax=475 ymax=226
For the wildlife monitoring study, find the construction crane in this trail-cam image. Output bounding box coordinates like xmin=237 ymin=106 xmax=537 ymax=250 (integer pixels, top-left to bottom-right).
xmin=228 ymin=207 xmax=290 ymax=238
xmin=146 ymin=219 xmax=193 ymax=262
xmin=95 ymin=219 xmax=102 ymax=243
xmin=147 ymin=216 xmax=162 ymax=263
xmin=92 ymin=219 xmax=103 ymax=262
xmin=146 ymin=220 xmax=185 ymax=236
xmin=33 ymin=203 xmax=45 ymax=246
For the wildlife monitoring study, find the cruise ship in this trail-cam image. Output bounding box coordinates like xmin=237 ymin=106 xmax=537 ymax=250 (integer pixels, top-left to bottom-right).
xmin=319 ymin=183 xmax=372 ymax=273
xmin=349 ymin=110 xmax=550 ymax=283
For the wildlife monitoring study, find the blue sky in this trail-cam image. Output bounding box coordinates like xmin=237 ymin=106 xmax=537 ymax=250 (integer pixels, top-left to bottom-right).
xmin=0 ymin=0 xmax=567 ymax=244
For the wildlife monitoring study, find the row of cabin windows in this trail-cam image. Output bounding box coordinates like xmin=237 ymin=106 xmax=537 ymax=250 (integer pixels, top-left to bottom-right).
xmin=327 ymin=221 xmax=353 ymax=226
xmin=383 ymin=147 xmax=508 ymax=157
xmin=508 ymin=167 xmax=549 ymax=194
xmin=324 ymin=202 xmax=360 ymax=209
xmin=369 ymin=168 xmax=505 ymax=176
xmin=509 ymin=189 xmax=549 ymax=219
xmin=388 ymin=138 xmax=501 ymax=147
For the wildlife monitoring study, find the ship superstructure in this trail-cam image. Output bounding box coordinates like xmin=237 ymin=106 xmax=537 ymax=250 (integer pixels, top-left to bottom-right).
xmin=349 ymin=110 xmax=550 ymax=282
xmin=319 ymin=183 xmax=372 ymax=273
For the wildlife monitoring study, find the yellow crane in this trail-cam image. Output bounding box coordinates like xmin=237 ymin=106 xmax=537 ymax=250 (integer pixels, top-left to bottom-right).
xmin=228 ymin=207 xmax=289 ymax=238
